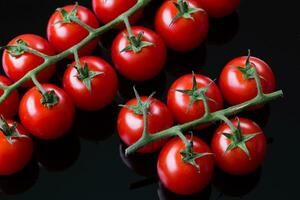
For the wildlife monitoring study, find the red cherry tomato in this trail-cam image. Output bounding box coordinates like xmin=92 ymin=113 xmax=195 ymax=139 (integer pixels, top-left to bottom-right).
xmin=63 ymin=56 xmax=118 ymax=111
xmin=2 ymin=34 xmax=56 ymax=88
xmin=157 ymin=136 xmax=214 ymax=195
xmin=167 ymin=74 xmax=223 ymax=129
xmin=92 ymin=0 xmax=143 ymax=27
xmin=117 ymin=96 xmax=173 ymax=153
xmin=211 ymin=118 xmax=267 ymax=175
xmin=219 ymin=56 xmax=276 ymax=106
xmin=195 ymin=0 xmax=240 ymax=18
xmin=0 ymin=76 xmax=19 ymax=119
xmin=155 ymin=0 xmax=209 ymax=52
xmin=47 ymin=4 xmax=99 ymax=56
xmin=19 ymin=84 xmax=75 ymax=140
xmin=112 ymin=26 xmax=166 ymax=81
xmin=0 ymin=119 xmax=33 ymax=175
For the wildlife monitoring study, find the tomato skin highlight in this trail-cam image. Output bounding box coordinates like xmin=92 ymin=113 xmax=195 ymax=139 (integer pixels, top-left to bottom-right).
xmin=92 ymin=0 xmax=143 ymax=28
xmin=63 ymin=56 xmax=118 ymax=111
xmin=0 ymin=76 xmax=19 ymax=119
xmin=2 ymin=34 xmax=56 ymax=88
xmin=112 ymin=26 xmax=167 ymax=81
xmin=211 ymin=118 xmax=267 ymax=175
xmin=155 ymin=0 xmax=209 ymax=52
xmin=47 ymin=4 xmax=99 ymax=57
xmin=117 ymin=97 xmax=173 ymax=153
xmin=219 ymin=56 xmax=276 ymax=106
xmin=167 ymin=74 xmax=223 ymax=130
xmin=0 ymin=120 xmax=33 ymax=176
xmin=195 ymin=0 xmax=240 ymax=18
xmin=19 ymin=84 xmax=75 ymax=140
xmin=157 ymin=136 xmax=214 ymax=195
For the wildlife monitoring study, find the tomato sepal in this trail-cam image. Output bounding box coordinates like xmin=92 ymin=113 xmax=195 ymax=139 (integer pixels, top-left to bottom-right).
xmin=40 ymin=90 xmax=60 ymax=108
xmin=121 ymin=31 xmax=153 ymax=53
xmin=55 ymin=2 xmax=79 ymax=24
xmin=0 ymin=116 xmax=28 ymax=144
xmin=1 ymin=39 xmax=28 ymax=57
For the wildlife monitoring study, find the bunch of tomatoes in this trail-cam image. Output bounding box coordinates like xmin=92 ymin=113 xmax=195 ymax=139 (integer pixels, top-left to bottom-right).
xmin=0 ymin=0 xmax=278 ymax=196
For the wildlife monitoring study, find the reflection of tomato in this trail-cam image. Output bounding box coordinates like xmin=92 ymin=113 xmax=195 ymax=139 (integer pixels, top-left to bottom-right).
xmin=117 ymin=96 xmax=173 ymax=153
xmin=195 ymin=0 xmax=240 ymax=18
xmin=157 ymin=136 xmax=214 ymax=195
xmin=2 ymin=34 xmax=56 ymax=87
xmin=0 ymin=120 xmax=33 ymax=175
xmin=47 ymin=4 xmax=99 ymax=56
xmin=0 ymin=76 xmax=19 ymax=119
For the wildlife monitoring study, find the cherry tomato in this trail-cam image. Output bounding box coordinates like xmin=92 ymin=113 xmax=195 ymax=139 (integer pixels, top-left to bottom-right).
xmin=47 ymin=4 xmax=99 ymax=56
xmin=112 ymin=26 xmax=166 ymax=81
xmin=19 ymin=84 xmax=75 ymax=140
xmin=157 ymin=136 xmax=214 ymax=195
xmin=195 ymin=0 xmax=240 ymax=18
xmin=0 ymin=119 xmax=33 ymax=175
xmin=2 ymin=34 xmax=56 ymax=88
xmin=0 ymin=76 xmax=19 ymax=119
xmin=211 ymin=118 xmax=266 ymax=175
xmin=155 ymin=0 xmax=209 ymax=52
xmin=117 ymin=96 xmax=173 ymax=153
xmin=167 ymin=74 xmax=223 ymax=129
xmin=63 ymin=56 xmax=118 ymax=111
xmin=219 ymin=55 xmax=276 ymax=106
xmin=92 ymin=0 xmax=143 ymax=27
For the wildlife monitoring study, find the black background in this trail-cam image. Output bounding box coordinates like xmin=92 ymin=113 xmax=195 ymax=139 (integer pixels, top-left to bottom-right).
xmin=0 ymin=0 xmax=299 ymax=199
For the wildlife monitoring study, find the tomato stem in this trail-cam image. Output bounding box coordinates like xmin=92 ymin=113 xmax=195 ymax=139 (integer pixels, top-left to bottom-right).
xmin=31 ymin=75 xmax=47 ymax=94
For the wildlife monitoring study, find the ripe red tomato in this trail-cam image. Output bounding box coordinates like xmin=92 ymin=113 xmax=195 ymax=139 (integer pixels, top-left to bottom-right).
xmin=219 ymin=55 xmax=276 ymax=106
xmin=0 ymin=75 xmax=19 ymax=119
xmin=63 ymin=56 xmax=118 ymax=111
xmin=47 ymin=4 xmax=99 ymax=56
xmin=155 ymin=0 xmax=209 ymax=52
xmin=211 ymin=118 xmax=267 ymax=175
xmin=19 ymin=84 xmax=75 ymax=140
xmin=157 ymin=136 xmax=214 ymax=195
xmin=2 ymin=34 xmax=56 ymax=88
xmin=92 ymin=0 xmax=143 ymax=27
xmin=0 ymin=119 xmax=33 ymax=175
xmin=167 ymin=74 xmax=223 ymax=129
xmin=195 ymin=0 xmax=240 ymax=18
xmin=112 ymin=26 xmax=166 ymax=81
xmin=117 ymin=96 xmax=173 ymax=153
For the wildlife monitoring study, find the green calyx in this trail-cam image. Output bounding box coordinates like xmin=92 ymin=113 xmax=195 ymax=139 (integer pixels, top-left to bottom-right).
xmin=0 ymin=116 xmax=27 ymax=144
xmin=170 ymin=0 xmax=204 ymax=26
xmin=40 ymin=90 xmax=59 ymax=108
xmin=56 ymin=2 xmax=79 ymax=24
xmin=121 ymin=31 xmax=153 ymax=53
xmin=236 ymin=49 xmax=259 ymax=80
xmin=1 ymin=39 xmax=28 ymax=57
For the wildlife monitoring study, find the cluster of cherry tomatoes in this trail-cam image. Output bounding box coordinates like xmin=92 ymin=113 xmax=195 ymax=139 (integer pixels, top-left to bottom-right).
xmin=0 ymin=0 xmax=277 ymax=196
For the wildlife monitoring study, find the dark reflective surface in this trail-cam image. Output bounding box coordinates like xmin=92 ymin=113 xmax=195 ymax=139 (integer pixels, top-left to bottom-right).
xmin=0 ymin=0 xmax=299 ymax=199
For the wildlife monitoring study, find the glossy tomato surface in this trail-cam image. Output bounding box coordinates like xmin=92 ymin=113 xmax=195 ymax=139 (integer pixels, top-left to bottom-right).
xmin=195 ymin=0 xmax=240 ymax=18
xmin=211 ymin=118 xmax=267 ymax=175
xmin=157 ymin=136 xmax=214 ymax=195
xmin=47 ymin=4 xmax=99 ymax=56
xmin=219 ymin=56 xmax=276 ymax=106
xmin=63 ymin=56 xmax=118 ymax=111
xmin=19 ymin=84 xmax=75 ymax=140
xmin=0 ymin=120 xmax=33 ymax=175
xmin=155 ymin=0 xmax=209 ymax=52
xmin=2 ymin=34 xmax=56 ymax=87
xmin=117 ymin=96 xmax=173 ymax=153
xmin=112 ymin=26 xmax=166 ymax=81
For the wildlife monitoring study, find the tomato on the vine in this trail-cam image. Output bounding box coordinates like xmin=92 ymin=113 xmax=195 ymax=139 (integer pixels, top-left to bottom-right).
xmin=0 ymin=75 xmax=19 ymax=119
xmin=2 ymin=34 xmax=56 ymax=88
xmin=47 ymin=4 xmax=99 ymax=56
xmin=63 ymin=56 xmax=118 ymax=111
xmin=92 ymin=0 xmax=143 ymax=27
xmin=195 ymin=0 xmax=240 ymax=18
xmin=112 ymin=26 xmax=166 ymax=81
xmin=0 ymin=118 xmax=33 ymax=175
xmin=19 ymin=84 xmax=75 ymax=140
xmin=211 ymin=118 xmax=267 ymax=175
xmin=117 ymin=95 xmax=173 ymax=153
xmin=167 ymin=73 xmax=223 ymax=129
xmin=155 ymin=0 xmax=209 ymax=52
xmin=157 ymin=136 xmax=214 ymax=195
xmin=219 ymin=53 xmax=276 ymax=106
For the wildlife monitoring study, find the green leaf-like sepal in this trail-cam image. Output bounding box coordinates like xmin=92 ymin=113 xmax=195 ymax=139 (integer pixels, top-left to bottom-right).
xmin=76 ymin=62 xmax=103 ymax=92
xmin=0 ymin=116 xmax=28 ymax=144
xmin=2 ymin=39 xmax=28 ymax=57
xmin=121 ymin=32 xmax=153 ymax=53
xmin=55 ymin=2 xmax=79 ymax=24
xmin=40 ymin=90 xmax=60 ymax=108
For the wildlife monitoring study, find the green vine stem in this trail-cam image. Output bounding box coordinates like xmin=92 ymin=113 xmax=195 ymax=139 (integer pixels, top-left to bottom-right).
xmin=0 ymin=0 xmax=151 ymax=104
